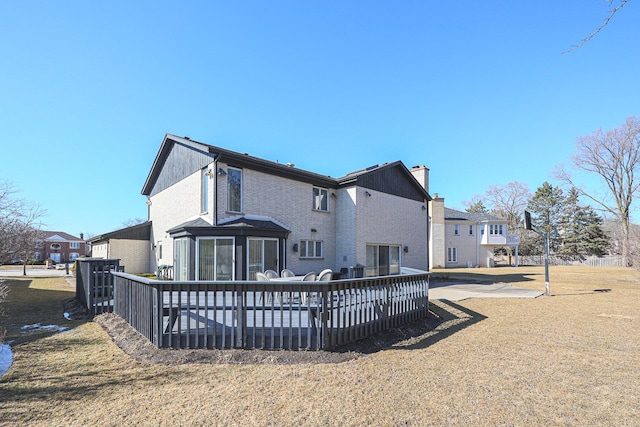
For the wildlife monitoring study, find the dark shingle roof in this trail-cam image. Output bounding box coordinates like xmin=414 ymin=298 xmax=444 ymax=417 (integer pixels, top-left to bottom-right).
xmin=444 ymin=208 xmax=506 ymax=223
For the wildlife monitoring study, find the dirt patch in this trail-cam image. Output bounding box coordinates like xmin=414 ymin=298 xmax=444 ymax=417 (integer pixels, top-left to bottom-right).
xmin=83 ymin=300 xmax=442 ymax=365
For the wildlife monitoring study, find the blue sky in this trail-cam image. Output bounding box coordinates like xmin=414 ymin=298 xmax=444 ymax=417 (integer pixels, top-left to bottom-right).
xmin=1 ymin=1 xmax=639 ymax=238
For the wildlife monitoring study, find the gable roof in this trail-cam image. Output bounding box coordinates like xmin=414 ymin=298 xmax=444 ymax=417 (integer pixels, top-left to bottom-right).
xmin=142 ymin=134 xmax=431 ymax=202
xmin=42 ymin=231 xmax=84 ymax=242
xmin=338 ymin=161 xmax=430 ymax=202
xmin=444 ymin=208 xmax=507 ymax=223
xmin=87 ymin=221 xmax=152 ymax=243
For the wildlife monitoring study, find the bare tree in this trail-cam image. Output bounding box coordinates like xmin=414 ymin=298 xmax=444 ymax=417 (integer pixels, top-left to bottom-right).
xmin=557 ymin=116 xmax=640 ymax=266
xmin=564 ymin=0 xmax=632 ymax=53
xmin=485 ymin=181 xmax=533 ymax=233
xmin=0 ymin=180 xmax=47 ymax=272
xmin=484 ymin=181 xmax=533 ymax=263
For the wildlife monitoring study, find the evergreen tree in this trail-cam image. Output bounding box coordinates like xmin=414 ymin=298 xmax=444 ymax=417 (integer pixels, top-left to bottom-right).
xmin=558 ymin=188 xmax=609 ymax=259
xmin=527 ymin=182 xmax=565 ymax=252
xmin=465 ymin=200 xmax=488 ymax=213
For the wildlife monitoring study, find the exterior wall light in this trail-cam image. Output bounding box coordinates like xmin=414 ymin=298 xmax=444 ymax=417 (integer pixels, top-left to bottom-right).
xmin=292 ymin=243 xmax=298 ymax=252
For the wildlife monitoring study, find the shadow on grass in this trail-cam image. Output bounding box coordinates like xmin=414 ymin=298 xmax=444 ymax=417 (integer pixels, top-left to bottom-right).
xmin=332 ymin=299 xmax=487 ymax=355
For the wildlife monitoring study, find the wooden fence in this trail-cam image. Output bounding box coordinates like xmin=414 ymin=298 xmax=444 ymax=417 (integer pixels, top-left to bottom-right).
xmin=110 ymin=271 xmax=430 ymax=351
xmin=76 ymin=258 xmax=122 ymax=315
xmin=518 ymin=255 xmax=623 ymax=267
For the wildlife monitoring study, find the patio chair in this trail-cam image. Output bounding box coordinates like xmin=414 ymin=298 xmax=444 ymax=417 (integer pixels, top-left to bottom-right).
xmin=256 ymin=272 xmax=273 ymax=304
xmin=301 ymin=272 xmax=317 ymax=304
xmin=316 ymin=269 xmax=332 ymax=281
xmin=281 ymin=268 xmax=295 ymax=278
xmin=264 ymin=269 xmax=279 ymax=279
xmin=255 ymin=272 xmax=270 ymax=281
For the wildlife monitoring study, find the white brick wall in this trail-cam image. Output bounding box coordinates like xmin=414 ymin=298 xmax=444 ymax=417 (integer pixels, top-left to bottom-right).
xmin=216 ymin=162 xmax=337 ymax=275
xmin=149 ymin=165 xmax=212 ymax=270
xmin=148 ymin=160 xmax=429 ymax=276
xmin=354 ymin=188 xmax=429 ymax=271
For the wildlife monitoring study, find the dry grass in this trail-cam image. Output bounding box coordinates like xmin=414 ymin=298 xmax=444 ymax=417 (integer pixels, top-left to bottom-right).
xmin=1 ymin=266 xmax=639 ymax=426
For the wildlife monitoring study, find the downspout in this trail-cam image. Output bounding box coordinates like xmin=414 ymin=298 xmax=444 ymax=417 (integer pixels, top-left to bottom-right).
xmin=213 ymin=157 xmax=219 ymax=226
xmin=476 ymin=222 xmax=480 ymax=267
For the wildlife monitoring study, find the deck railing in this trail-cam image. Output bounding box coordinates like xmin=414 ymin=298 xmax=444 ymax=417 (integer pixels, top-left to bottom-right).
xmin=110 ymin=272 xmax=430 ymax=350
xmin=76 ymin=258 xmax=122 ymax=315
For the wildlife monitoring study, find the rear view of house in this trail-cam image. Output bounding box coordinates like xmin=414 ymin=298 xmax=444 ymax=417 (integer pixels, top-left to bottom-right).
xmin=141 ymin=134 xmax=431 ymax=280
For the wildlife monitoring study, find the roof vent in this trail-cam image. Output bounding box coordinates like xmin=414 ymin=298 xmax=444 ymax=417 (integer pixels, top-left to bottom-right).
xmin=286 ymin=162 xmax=295 ymax=167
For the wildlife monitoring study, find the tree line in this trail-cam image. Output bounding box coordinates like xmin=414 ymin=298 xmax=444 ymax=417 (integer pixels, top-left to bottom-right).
xmin=465 ymin=116 xmax=640 ymax=267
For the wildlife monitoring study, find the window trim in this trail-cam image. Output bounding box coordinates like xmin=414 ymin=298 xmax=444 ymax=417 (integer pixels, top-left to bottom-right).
xmin=201 ymin=167 xmax=209 ymax=214
xmin=447 ymin=247 xmax=458 ymax=263
xmin=227 ymin=166 xmax=243 ymax=213
xmin=195 ymin=236 xmax=236 ymax=281
xmin=365 ymin=244 xmax=401 ymax=277
xmin=69 ymin=241 xmax=81 ymax=249
xmin=300 ymin=240 xmax=323 ymax=259
xmin=454 ymin=224 xmax=460 ymax=236
xmin=312 ymin=186 xmax=329 ymax=212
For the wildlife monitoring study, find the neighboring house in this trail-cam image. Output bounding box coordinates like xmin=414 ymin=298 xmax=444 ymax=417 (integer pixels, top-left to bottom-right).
xmin=88 ymin=221 xmax=152 ymax=273
xmin=429 ymin=195 xmax=520 ymax=268
xmin=141 ymin=134 xmax=431 ymax=280
xmin=34 ymin=231 xmax=88 ymax=263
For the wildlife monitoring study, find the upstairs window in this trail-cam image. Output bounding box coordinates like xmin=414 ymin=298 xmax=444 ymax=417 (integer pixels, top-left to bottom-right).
xmin=454 ymin=225 xmax=460 ymax=236
xmin=201 ymin=167 xmax=209 ymax=213
xmin=469 ymin=225 xmax=474 ymax=236
xmin=489 ymin=224 xmax=504 ymax=235
xmin=70 ymin=242 xmax=80 ymax=249
xmin=227 ymin=167 xmax=242 ymax=213
xmin=313 ymin=187 xmax=329 ymax=211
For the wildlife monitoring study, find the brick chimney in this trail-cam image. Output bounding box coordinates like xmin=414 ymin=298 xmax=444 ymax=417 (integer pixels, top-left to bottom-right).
xmin=409 ymin=165 xmax=429 ymax=193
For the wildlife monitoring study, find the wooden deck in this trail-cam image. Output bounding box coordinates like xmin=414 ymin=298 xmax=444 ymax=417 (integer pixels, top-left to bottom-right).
xmin=77 ymin=264 xmax=429 ymax=351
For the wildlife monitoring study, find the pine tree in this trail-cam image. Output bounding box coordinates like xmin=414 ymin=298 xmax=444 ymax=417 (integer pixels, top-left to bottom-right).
xmin=558 ymin=188 xmax=609 ymax=259
xmin=527 ymin=182 xmax=565 ymax=252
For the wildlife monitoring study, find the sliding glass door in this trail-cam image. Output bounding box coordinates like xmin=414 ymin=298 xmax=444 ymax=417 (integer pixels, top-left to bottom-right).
xmin=366 ymin=244 xmax=401 ymax=277
xmin=174 ymin=238 xmax=189 ymax=281
xmin=248 ymin=238 xmax=279 ymax=280
xmin=197 ymin=237 xmax=235 ymax=280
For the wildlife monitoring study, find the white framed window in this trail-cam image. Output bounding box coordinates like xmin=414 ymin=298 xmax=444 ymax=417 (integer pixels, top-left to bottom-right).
xmin=69 ymin=252 xmax=80 ymax=261
xmin=481 ymin=225 xmax=485 ymax=235
xmin=366 ymin=244 xmax=401 ymax=277
xmin=454 ymin=225 xmax=460 ymax=236
xmin=34 ymin=252 xmax=43 ymax=260
xmin=196 ymin=237 xmax=235 ymax=281
xmin=300 ymin=240 xmax=323 ymax=259
xmin=70 ymin=241 xmax=80 ymax=249
xmin=490 ymin=224 xmax=504 ymax=235
xmin=313 ymin=187 xmax=329 ymax=211
xmin=469 ymin=225 xmax=474 ymax=236
xmin=227 ymin=167 xmax=243 ymax=213
xmin=201 ymin=167 xmax=209 ymax=213
xmin=447 ymin=247 xmax=458 ymax=263
xmin=51 ymin=243 xmax=61 ymax=250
